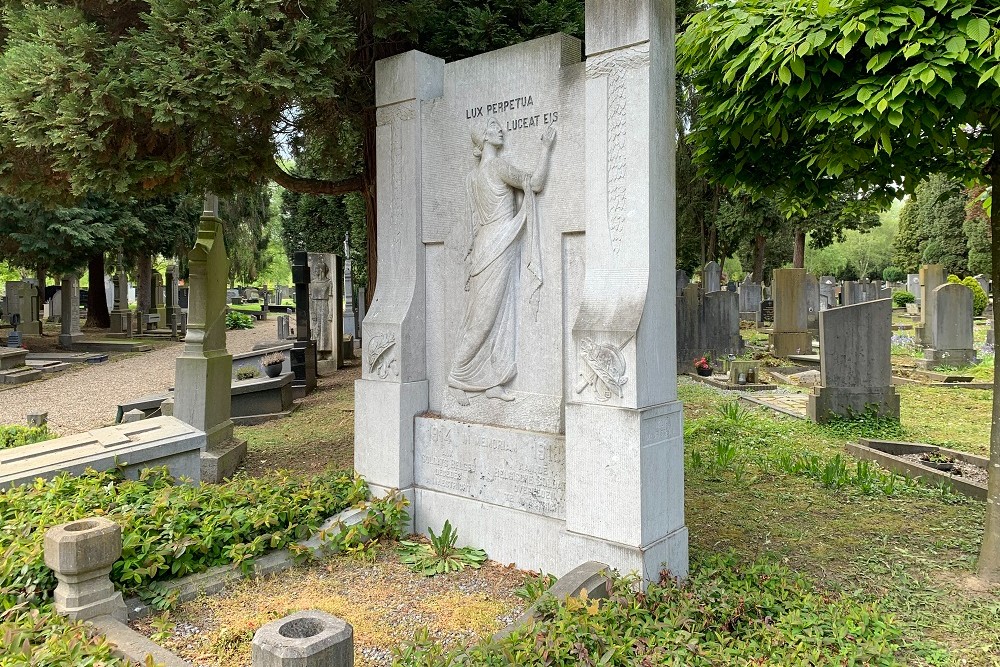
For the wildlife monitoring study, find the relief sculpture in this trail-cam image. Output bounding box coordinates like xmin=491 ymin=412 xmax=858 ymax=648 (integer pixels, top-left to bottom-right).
xmin=575 ymin=337 xmax=631 ymax=402
xmin=367 ymin=332 xmax=398 ymax=379
xmin=447 ymin=117 xmax=556 ymax=407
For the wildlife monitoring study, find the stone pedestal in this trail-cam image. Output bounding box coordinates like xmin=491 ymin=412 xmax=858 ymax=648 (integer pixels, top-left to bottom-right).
xmin=44 ymin=518 xmax=127 ymax=622
xmin=252 ymin=611 xmax=354 ymax=667
xmin=293 ymin=252 xmax=317 ymax=395
xmin=174 ymin=207 xmax=244 ymax=482
xmin=59 ymin=274 xmax=84 ymax=349
xmin=165 ymin=264 xmax=182 ymax=338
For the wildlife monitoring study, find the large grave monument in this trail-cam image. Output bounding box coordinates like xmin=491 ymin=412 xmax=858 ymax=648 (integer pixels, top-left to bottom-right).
xmin=173 ymin=196 xmax=246 ymax=482
xmin=770 ymin=268 xmax=813 ymax=357
xmin=355 ymin=0 xmax=687 ymax=581
xmin=291 ymin=251 xmax=318 ymax=396
xmin=807 ymin=299 xmax=899 ymax=423
xmin=6 ymin=281 xmax=42 ymax=336
xmin=58 ymin=274 xmax=83 ymax=349
xmin=915 ymin=264 xmax=945 ymax=347
xmin=109 ymin=257 xmax=132 ymax=338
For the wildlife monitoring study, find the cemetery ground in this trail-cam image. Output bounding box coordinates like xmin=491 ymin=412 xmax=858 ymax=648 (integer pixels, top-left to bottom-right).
xmin=113 ymin=376 xmax=997 ymax=666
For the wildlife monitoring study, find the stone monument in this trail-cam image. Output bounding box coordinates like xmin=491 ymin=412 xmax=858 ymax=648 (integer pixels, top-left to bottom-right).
xmin=291 ymin=251 xmax=317 ymax=397
xmin=308 ymin=252 xmax=336 ymax=361
xmin=355 ymin=0 xmax=687 ymax=581
xmin=918 ymin=282 xmax=977 ymax=369
xmin=807 ymin=299 xmax=899 ymax=423
xmin=702 ymin=261 xmax=721 ymax=293
xmin=770 ymin=268 xmax=813 ymax=357
xmin=173 ymin=195 xmax=246 ymax=482
xmin=344 ymin=236 xmax=357 ymax=342
xmin=58 ymin=274 xmax=83 ymax=349
xmin=109 ymin=256 xmax=132 ymax=337
xmin=738 ymin=276 xmax=761 ymax=322
xmin=165 ymin=263 xmax=182 ymax=338
xmin=915 ymin=264 xmax=945 ymax=347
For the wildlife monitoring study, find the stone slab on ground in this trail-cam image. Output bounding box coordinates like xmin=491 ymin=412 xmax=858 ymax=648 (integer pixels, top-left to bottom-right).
xmin=71 ymin=340 xmax=152 ymax=353
xmin=0 ymin=367 xmax=43 ymax=385
xmin=741 ymin=393 xmax=809 ymax=419
xmin=685 ymin=372 xmax=777 ymax=392
xmin=847 ymin=439 xmax=986 ymax=500
xmin=27 ymin=352 xmax=109 ymax=364
xmin=25 ymin=360 xmax=71 ymax=374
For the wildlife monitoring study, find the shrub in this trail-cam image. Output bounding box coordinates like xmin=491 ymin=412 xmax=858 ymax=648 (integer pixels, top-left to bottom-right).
xmin=892 ymin=290 xmax=915 ymax=307
xmin=947 ymin=274 xmax=961 ymax=284
xmin=882 ymin=266 xmax=906 ymax=283
xmin=0 ymin=468 xmax=367 ymax=608
xmin=235 ymin=366 xmax=261 ymax=381
xmin=0 ymin=425 xmax=53 ymax=451
xmin=960 ymin=276 xmax=988 ymax=316
xmin=261 ymin=352 xmax=284 ymax=366
xmin=225 ymin=311 xmax=254 ymax=330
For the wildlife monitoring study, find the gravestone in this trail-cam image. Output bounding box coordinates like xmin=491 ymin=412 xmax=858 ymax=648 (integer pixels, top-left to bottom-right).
xmin=915 ymin=264 xmax=945 ymax=348
xmin=344 ymin=238 xmax=357 ymax=341
xmin=7 ymin=282 xmax=42 ymax=336
xmin=841 ymin=280 xmax=862 ymax=306
xmin=702 ymin=261 xmax=721 ymax=293
xmin=819 ymin=278 xmax=836 ymax=310
xmin=759 ymin=298 xmax=774 ymax=323
xmin=165 ymin=264 xmax=181 ymax=337
xmin=308 ymin=253 xmax=336 ymax=361
xmin=906 ymin=274 xmax=920 ymax=303
xmin=47 ymin=289 xmax=62 ymax=323
xmin=918 ymin=282 xmax=976 ymax=369
xmin=805 ymin=272 xmax=820 ymax=332
xmin=676 ymin=270 xmax=689 ymax=292
xmin=291 ymin=251 xmax=317 ymax=396
xmin=335 ymin=254 xmax=346 ymax=367
xmin=770 ymin=269 xmax=812 ymax=357
xmin=807 ymin=299 xmax=899 ymax=423
xmin=277 ymin=315 xmax=291 ymax=341
xmin=676 ymin=283 xmax=742 ymax=370
xmin=151 ymin=272 xmax=165 ymax=312
xmin=974 ymin=274 xmax=989 ymax=298
xmin=109 ymin=258 xmax=132 ymax=337
xmin=58 ymin=275 xmax=83 ymax=349
xmin=738 ymin=276 xmax=761 ymax=322
xmin=173 ymin=198 xmax=246 ymax=482
xmin=355 ymin=1 xmax=688 ymax=581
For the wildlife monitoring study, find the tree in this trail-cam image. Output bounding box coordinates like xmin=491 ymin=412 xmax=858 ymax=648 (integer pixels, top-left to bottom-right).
xmin=893 ymin=196 xmax=925 ymax=272
xmin=965 ymin=185 xmax=992 ymax=275
xmin=915 ymin=174 xmax=970 ymax=274
xmin=678 ymin=0 xmax=1000 ymax=581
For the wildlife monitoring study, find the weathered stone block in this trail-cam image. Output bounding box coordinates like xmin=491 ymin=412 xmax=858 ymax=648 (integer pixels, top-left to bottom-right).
xmin=251 ymin=611 xmax=353 ymax=667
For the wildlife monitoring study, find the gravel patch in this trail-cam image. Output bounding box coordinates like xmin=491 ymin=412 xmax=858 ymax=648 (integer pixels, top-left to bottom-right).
xmin=0 ymin=325 xmax=280 ymax=435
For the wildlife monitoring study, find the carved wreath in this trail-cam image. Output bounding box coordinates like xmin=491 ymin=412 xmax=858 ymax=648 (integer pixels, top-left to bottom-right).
xmin=575 ymin=337 xmax=630 ymax=402
xmin=367 ymin=332 xmax=398 ymax=379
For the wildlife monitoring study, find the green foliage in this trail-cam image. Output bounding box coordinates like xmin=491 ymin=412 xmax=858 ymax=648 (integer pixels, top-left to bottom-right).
xmin=513 ymin=572 xmax=557 ymax=604
xmin=235 ymin=366 xmax=261 ymax=381
xmin=820 ymin=407 xmax=906 ymax=441
xmin=319 ymin=491 xmax=411 ymax=559
xmin=914 ymin=175 xmax=970 ymax=275
xmin=395 ymin=552 xmax=904 ymax=666
xmin=0 ymin=468 xmax=366 ymax=608
xmin=0 ymin=606 xmax=131 ymax=666
xmin=225 ymin=311 xmax=254 ymax=330
xmin=677 ymin=0 xmax=1000 ymax=212
xmin=882 ymin=266 xmax=905 ymax=282
xmin=961 ymin=276 xmax=988 ymax=315
xmin=222 ymin=186 xmax=278 ymax=285
xmin=397 ymin=521 xmax=487 ymax=576
xmin=964 ymin=185 xmax=992 ymax=275
xmin=948 ymin=274 xmax=962 ymax=284
xmin=892 ymin=290 xmax=916 ymax=307
xmin=806 ymin=210 xmax=899 ymax=280
xmin=0 ymin=425 xmax=52 ymax=451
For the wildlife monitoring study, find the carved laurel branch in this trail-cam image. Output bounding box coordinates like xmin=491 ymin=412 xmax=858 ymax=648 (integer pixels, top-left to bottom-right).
xmin=376 ymin=101 xmax=417 ymax=127
xmin=367 ymin=332 xmax=399 ymax=380
xmin=584 ymin=44 xmax=652 ymax=79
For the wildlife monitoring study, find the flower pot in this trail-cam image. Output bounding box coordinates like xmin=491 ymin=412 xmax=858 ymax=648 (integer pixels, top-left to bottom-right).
xmin=263 ymin=363 xmax=283 ymax=378
xmin=696 ymin=367 xmax=712 ymax=377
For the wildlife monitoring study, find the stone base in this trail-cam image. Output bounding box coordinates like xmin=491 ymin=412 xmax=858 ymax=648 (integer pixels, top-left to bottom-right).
xmin=18 ymin=321 xmax=42 ymax=336
xmin=739 ymin=311 xmax=760 ymax=323
xmin=0 ymin=348 xmax=28 ymax=370
xmin=770 ymin=331 xmax=813 ymax=358
xmin=807 ymin=386 xmax=900 ymax=423
xmin=54 ymin=574 xmax=127 ymax=622
xmin=291 ymin=340 xmax=317 ymax=396
xmin=354 ymin=379 xmax=428 ymax=489
xmin=916 ymin=348 xmax=977 ymax=370
xmin=200 ymin=438 xmax=247 ymax=483
xmin=59 ymin=333 xmax=84 ymax=349
xmin=231 ymin=373 xmax=294 ymax=419
xmin=0 ymin=367 xmax=43 ymax=384
xmin=405 ymin=486 xmax=689 ymax=583
xmin=316 ymin=358 xmax=339 ymax=376
xmin=109 ymin=311 xmax=132 ymax=337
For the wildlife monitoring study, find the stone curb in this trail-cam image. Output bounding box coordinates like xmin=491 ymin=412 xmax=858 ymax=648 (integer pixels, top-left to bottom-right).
xmin=124 ymin=506 xmax=369 ymax=620
xmin=493 ymin=561 xmax=611 ymax=641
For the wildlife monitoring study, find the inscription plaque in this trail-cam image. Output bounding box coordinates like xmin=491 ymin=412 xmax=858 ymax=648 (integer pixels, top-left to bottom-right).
xmin=414 ymin=416 xmax=566 ymax=519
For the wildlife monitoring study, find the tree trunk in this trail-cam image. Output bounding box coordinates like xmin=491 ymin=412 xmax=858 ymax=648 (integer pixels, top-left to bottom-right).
xmin=793 ymin=229 xmax=806 ymax=268
xmin=34 ymin=266 xmax=46 ymax=327
xmin=707 ymin=225 xmax=718 ymax=262
xmin=753 ymin=233 xmax=766 ymax=283
xmin=979 ymin=130 xmax=999 ymax=583
xmin=86 ymin=253 xmax=110 ymax=328
xmin=137 ymin=255 xmax=152 ymax=319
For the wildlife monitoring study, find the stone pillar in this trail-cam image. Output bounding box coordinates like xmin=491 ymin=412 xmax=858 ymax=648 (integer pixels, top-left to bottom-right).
xmin=343 ymin=236 xmax=357 ymax=341
xmin=566 ymin=0 xmax=688 ymax=581
xmin=702 ymin=261 xmax=721 ymax=293
xmin=174 ymin=198 xmax=245 ymax=482
xmin=58 ymin=274 xmax=83 ymax=349
xmin=770 ymin=268 xmax=813 ymax=357
xmin=252 ymin=611 xmax=354 ymax=667
xmin=354 ymin=51 xmax=441 ymax=494
xmin=165 ymin=263 xmax=181 ymax=338
xmin=915 ymin=264 xmax=945 ymax=348
xmin=109 ymin=255 xmax=132 ymax=337
xmin=44 ymin=518 xmax=127 ymax=622
xmin=292 ymin=251 xmax=317 ymax=397
xmin=261 ymin=284 xmax=270 ymax=321
xmin=335 ymin=254 xmax=346 ymax=369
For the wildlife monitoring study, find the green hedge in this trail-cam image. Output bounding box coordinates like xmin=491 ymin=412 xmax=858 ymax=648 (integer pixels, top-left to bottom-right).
xmin=0 ymin=425 xmax=53 ymax=451
xmin=0 ymin=468 xmax=366 ymax=607
xmin=891 ymin=290 xmax=915 ymax=308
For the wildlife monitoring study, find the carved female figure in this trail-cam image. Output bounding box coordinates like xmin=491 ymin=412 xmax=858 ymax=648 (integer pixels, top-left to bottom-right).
xmin=448 ymin=117 xmax=556 ymax=406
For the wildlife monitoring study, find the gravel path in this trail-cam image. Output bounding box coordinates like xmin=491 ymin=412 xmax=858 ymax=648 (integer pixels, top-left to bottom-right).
xmin=0 ymin=325 xmax=279 ymax=436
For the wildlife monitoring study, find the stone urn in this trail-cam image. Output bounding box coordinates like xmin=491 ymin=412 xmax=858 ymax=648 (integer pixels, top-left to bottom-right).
xmin=263 ymin=362 xmax=283 ymax=378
